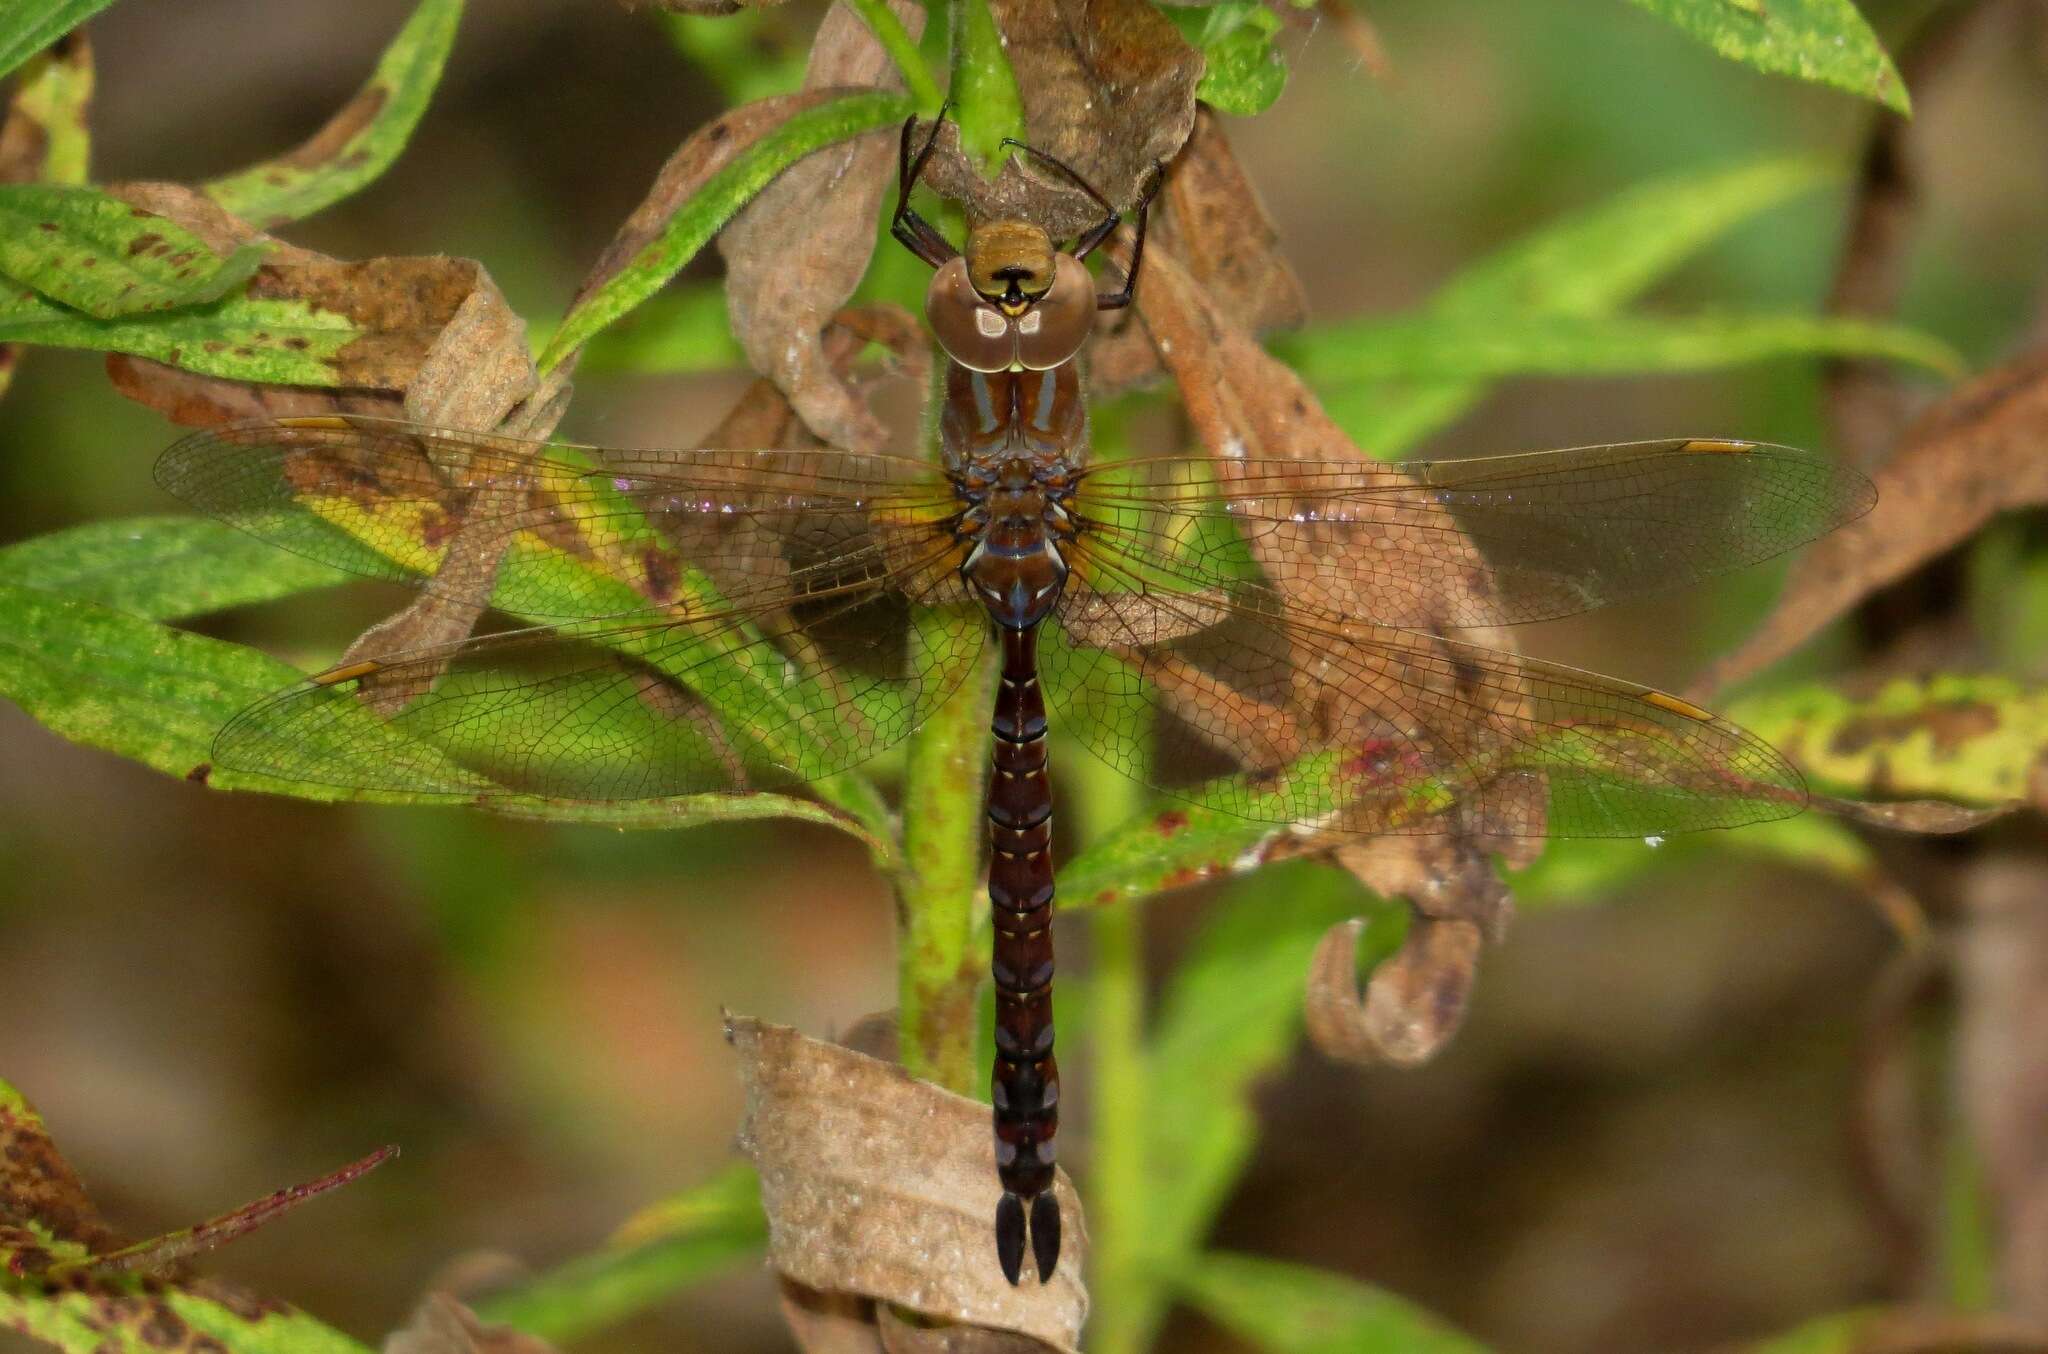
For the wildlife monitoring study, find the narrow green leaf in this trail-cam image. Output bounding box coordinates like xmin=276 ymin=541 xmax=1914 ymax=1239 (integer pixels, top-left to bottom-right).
xmin=1320 ymin=157 xmax=1838 ymax=455
xmin=538 ymin=90 xmax=911 ymax=373
xmin=470 ymin=1165 xmax=766 ymax=1344
xmin=1173 ymin=3 xmax=1287 ymax=116
xmin=845 ymin=0 xmax=942 ymax=112
xmin=0 ymin=516 xmax=348 ymax=620
xmin=202 ymin=0 xmax=463 ymax=228
xmin=0 ymin=283 xmax=362 ymax=384
xmin=1144 ymin=868 xmax=1395 ymax=1268
xmin=1291 ymin=308 xmax=1961 ymax=386
xmin=0 ymin=1 xmax=116 ymax=83
xmin=1177 ymin=1252 xmax=1490 ymax=1354
xmin=0 ymin=580 xmax=887 ymax=841
xmin=2 ymin=1288 xmax=372 ymax=1354
xmin=1059 ymin=799 xmax=1278 ymax=913
xmin=1623 ymin=0 xmax=1909 ymax=115
xmin=0 ymin=183 xmax=265 ymax=318
xmin=948 ymin=0 xmax=1026 ymax=171
xmin=1744 ymin=1310 xmax=1887 ymax=1354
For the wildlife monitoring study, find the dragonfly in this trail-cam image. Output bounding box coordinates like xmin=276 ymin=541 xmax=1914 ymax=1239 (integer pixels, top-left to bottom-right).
xmin=155 ymin=115 xmax=1875 ymax=1286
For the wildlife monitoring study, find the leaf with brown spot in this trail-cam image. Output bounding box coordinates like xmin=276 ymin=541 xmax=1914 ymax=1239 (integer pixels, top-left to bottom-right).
xmin=0 ymin=1078 xmax=385 ymax=1354
xmin=202 ymin=0 xmax=461 ymax=230
xmin=0 ymin=182 xmax=265 ymax=319
xmin=1693 ymin=349 xmax=2048 ymax=697
xmin=718 ymin=0 xmax=924 ymax=452
xmin=728 ymin=1016 xmax=1087 ymax=1353
xmin=912 ymin=0 xmax=1200 ymax=240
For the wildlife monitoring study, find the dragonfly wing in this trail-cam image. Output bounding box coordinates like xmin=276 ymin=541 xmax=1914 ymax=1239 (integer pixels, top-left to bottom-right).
xmin=1045 ymin=567 xmax=1805 ymax=839
xmin=155 ymin=414 xmax=962 ymax=622
xmin=215 ymin=575 xmax=988 ymax=801
xmin=1068 ymin=441 xmax=1874 ymax=631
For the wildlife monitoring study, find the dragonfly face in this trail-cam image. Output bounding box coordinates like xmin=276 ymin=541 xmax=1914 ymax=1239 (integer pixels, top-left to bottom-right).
xmin=151 ymin=116 xmax=1878 ymax=1295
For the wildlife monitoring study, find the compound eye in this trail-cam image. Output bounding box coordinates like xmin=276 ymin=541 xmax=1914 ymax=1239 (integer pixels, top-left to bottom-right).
xmin=927 ymin=256 xmax=1015 ymax=373
xmin=1014 ymin=253 xmax=1094 ymax=371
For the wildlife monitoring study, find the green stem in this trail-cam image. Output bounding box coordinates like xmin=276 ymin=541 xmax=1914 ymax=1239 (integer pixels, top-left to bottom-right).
xmin=896 ymin=623 xmax=998 ymax=1094
xmin=947 ymin=0 xmax=1025 ymax=172
xmin=1070 ymin=728 xmax=1151 ymax=1354
xmin=845 ymin=0 xmax=943 ymax=112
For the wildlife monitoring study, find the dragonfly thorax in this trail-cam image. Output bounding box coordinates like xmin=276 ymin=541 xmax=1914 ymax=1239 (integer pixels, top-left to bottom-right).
xmin=959 ymin=457 xmax=1072 ymax=631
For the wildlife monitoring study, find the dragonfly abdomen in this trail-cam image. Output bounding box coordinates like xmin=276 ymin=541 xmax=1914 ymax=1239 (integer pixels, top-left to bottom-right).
xmin=987 ymin=623 xmax=1061 ymax=1284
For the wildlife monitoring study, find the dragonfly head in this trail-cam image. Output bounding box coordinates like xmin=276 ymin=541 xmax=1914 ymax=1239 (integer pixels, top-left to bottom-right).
xmin=929 ymin=221 xmax=1095 ymax=374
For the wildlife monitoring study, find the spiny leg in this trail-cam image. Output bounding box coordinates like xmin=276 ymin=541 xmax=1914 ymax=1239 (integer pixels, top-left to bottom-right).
xmin=891 ymin=107 xmax=958 ymax=268
xmin=998 ymin=137 xmax=1168 ymax=309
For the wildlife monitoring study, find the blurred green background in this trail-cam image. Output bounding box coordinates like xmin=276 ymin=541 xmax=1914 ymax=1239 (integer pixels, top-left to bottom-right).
xmin=2 ymin=1 xmax=2043 ymax=1350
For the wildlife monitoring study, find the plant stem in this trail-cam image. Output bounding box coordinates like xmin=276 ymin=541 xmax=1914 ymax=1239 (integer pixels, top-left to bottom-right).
xmin=845 ymin=0 xmax=943 ymax=113
xmin=947 ymin=0 xmax=1025 ymax=172
xmin=1072 ymin=733 xmax=1151 ymax=1354
xmin=896 ymin=624 xmax=998 ymax=1094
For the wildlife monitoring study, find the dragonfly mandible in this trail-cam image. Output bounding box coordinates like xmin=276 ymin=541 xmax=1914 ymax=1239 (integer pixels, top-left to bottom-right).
xmin=154 ymin=115 xmax=1875 ymax=1286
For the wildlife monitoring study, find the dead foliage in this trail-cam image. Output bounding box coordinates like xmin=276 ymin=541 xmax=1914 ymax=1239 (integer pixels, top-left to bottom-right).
xmin=730 ymin=1016 xmax=1086 ymax=1354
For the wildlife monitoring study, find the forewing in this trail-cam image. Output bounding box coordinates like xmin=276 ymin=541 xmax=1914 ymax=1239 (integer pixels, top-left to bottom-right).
xmin=155 ymin=414 xmax=963 ymax=622
xmin=1068 ymin=441 xmax=1875 ymax=631
xmin=1044 ymin=554 xmax=1806 ymax=839
xmin=213 ymin=568 xmax=988 ymax=801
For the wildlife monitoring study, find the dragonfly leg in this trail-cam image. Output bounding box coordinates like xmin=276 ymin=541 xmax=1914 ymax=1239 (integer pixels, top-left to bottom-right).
xmin=1089 ymin=160 xmax=1166 ymax=311
xmin=892 ymin=109 xmax=959 ymax=269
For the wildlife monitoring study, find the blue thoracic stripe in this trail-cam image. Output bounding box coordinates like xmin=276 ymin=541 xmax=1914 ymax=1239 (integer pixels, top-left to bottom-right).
xmin=971 ymin=370 xmax=1000 ymax=435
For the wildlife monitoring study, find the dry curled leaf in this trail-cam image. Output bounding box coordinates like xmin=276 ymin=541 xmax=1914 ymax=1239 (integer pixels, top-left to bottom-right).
xmin=1304 ymin=914 xmax=1484 ymax=1067
xmin=719 ymin=0 xmax=924 ymax=451
xmin=384 ymin=1293 xmax=560 ymax=1354
xmin=729 ymin=1016 xmax=1086 ymax=1354
xmin=1692 ymin=347 xmax=2048 ymax=698
xmin=1813 ymin=793 xmax=2017 ymax=833
xmin=914 ymin=0 xmax=1200 ymax=238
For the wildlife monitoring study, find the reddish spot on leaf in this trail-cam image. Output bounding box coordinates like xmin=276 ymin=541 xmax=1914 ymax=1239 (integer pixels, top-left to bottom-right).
xmin=1155 ymin=809 xmax=1189 ymax=835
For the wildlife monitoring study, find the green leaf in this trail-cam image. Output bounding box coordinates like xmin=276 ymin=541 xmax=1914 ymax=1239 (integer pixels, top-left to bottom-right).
xmin=1289 ymin=308 xmax=1961 ymax=386
xmin=0 ymin=184 xmax=265 ymax=319
xmin=0 ymin=281 xmax=360 ymax=384
xmin=202 ymin=0 xmax=463 ymax=228
xmin=470 ymin=1165 xmax=766 ymax=1344
xmin=1314 ymin=156 xmax=1840 ymax=455
xmin=1726 ymin=675 xmax=2048 ymax=808
xmin=0 ymin=516 xmax=348 ymax=620
xmin=0 ymin=580 xmax=884 ymax=842
xmin=1623 ymin=0 xmax=1908 ymax=115
xmin=1143 ymin=867 xmax=1396 ymax=1267
xmin=1743 ymin=1310 xmax=1893 ymax=1354
xmin=538 ymin=90 xmax=912 ymax=373
xmin=3 ymin=1288 xmax=372 ymax=1354
xmin=1175 ymin=3 xmax=1287 ymax=116
xmin=0 ymin=1 xmax=117 ymax=83
xmin=1177 ymin=1252 xmax=1489 ymax=1354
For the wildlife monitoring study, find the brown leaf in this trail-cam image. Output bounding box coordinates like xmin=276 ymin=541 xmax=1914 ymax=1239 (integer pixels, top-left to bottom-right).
xmin=729 ymin=1016 xmax=1086 ymax=1353
xmin=1815 ymin=794 xmax=2019 ymax=833
xmin=1090 ymin=106 xmax=1305 ymax=396
xmin=0 ymin=1085 xmax=119 ymax=1265
xmin=1303 ymin=915 xmax=1485 ymax=1068
xmin=913 ymin=0 xmax=1200 ymax=240
xmin=384 ymin=1293 xmax=561 ymax=1354
xmin=719 ymin=1 xmax=924 ymax=451
xmin=780 ymin=1279 xmax=883 ymax=1354
xmin=1691 ymin=349 xmax=2048 ymax=697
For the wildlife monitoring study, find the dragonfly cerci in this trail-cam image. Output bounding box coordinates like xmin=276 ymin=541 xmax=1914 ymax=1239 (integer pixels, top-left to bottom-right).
xmin=155 ymin=115 xmax=1875 ymax=1286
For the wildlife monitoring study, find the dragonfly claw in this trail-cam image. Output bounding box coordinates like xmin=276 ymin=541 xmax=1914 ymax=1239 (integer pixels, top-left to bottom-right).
xmin=1030 ymin=1190 xmax=1060 ymax=1282
xmin=995 ymin=1191 xmax=1026 ymax=1285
